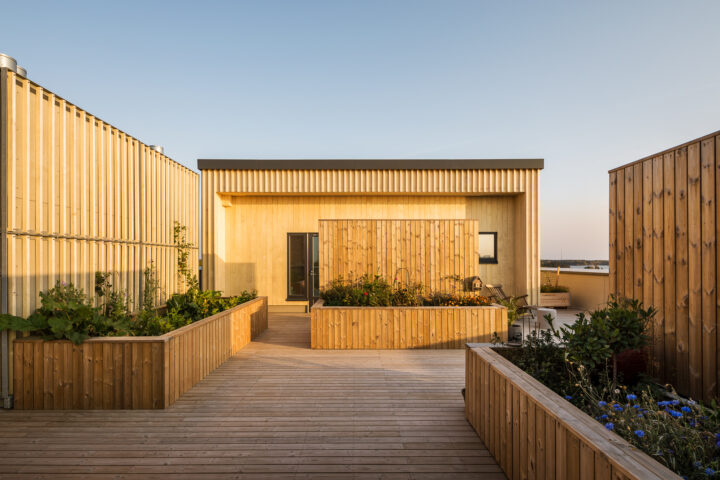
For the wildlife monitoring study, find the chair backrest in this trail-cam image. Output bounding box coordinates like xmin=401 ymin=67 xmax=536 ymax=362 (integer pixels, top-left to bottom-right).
xmin=484 ymin=284 xmax=509 ymax=302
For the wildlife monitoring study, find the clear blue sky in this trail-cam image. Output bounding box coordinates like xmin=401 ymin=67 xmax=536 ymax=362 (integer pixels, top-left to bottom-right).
xmin=2 ymin=1 xmax=719 ymax=259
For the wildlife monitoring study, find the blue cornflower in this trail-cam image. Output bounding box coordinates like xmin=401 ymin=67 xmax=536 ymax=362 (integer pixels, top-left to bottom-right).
xmin=599 ymin=414 xmax=609 ymax=420
xmin=598 ymin=401 xmax=607 ymax=407
xmin=634 ymin=430 xmax=645 ymax=438
xmin=633 ymin=404 xmax=641 ymax=409
xmin=672 ymin=400 xmax=680 ymax=406
xmin=715 ymin=433 xmax=720 ymax=441
xmin=705 ymin=467 xmax=715 ymax=475
xmin=564 ymin=395 xmax=572 ymax=400
xmin=690 ymin=421 xmax=697 ymax=427
xmin=626 ymin=394 xmax=637 ymax=401
xmin=612 ymin=404 xmax=624 ymax=412
xmin=715 ymin=440 xmax=720 ymax=448
xmin=637 ymin=414 xmax=644 ymax=418
xmin=681 ymin=406 xmax=692 ymax=413
xmin=658 ymin=400 xmax=671 ymax=407
xmin=604 ymin=422 xmax=614 ymax=430
xmin=668 ymin=410 xmax=683 ymax=418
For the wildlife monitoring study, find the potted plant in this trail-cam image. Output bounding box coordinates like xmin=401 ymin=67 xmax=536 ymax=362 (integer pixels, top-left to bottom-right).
xmin=540 ymin=269 xmax=570 ymax=307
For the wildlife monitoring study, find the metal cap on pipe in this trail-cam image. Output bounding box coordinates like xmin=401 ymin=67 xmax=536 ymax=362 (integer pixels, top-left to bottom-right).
xmin=0 ymin=53 xmax=18 ymax=72
xmin=16 ymin=66 xmax=27 ymax=77
xmin=149 ymin=145 xmax=164 ymax=155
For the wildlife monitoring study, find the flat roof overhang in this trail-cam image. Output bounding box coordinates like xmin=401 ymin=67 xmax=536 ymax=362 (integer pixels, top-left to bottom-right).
xmin=197 ymin=158 xmax=544 ymax=171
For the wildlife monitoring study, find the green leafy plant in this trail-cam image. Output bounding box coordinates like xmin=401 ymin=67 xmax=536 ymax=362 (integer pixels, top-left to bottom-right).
xmin=554 ymin=296 xmax=655 ymax=385
xmin=95 ymin=272 xmax=132 ymax=325
xmin=421 ymin=292 xmax=492 ymax=306
xmin=497 ymin=329 xmax=571 ymax=394
xmin=173 ymin=221 xmax=198 ymax=291
xmin=0 ymin=281 xmax=131 ymax=344
xmin=497 ymin=297 xmax=522 ymax=326
xmin=320 ymin=274 xmax=423 ymax=306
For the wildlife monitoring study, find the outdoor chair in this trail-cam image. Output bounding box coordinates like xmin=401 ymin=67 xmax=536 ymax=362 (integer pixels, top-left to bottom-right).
xmin=483 ymin=283 xmax=537 ymax=344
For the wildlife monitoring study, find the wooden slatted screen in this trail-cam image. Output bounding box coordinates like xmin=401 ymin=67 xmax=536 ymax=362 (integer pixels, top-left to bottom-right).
xmin=609 ymin=130 xmax=720 ymax=402
xmin=319 ymin=219 xmax=479 ymax=293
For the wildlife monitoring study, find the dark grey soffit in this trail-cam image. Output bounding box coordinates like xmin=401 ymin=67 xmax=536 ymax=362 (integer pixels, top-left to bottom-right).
xmin=197 ymin=159 xmax=544 ymax=171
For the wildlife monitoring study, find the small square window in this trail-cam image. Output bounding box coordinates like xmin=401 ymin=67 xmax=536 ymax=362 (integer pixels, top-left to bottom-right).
xmin=478 ymin=232 xmax=498 ymax=264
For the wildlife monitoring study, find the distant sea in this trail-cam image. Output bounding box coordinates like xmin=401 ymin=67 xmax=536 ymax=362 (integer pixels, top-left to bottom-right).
xmin=545 ymin=265 xmax=609 ymax=272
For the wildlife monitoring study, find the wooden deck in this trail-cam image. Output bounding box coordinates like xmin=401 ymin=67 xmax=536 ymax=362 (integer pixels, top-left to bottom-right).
xmin=0 ymin=313 xmax=503 ymax=479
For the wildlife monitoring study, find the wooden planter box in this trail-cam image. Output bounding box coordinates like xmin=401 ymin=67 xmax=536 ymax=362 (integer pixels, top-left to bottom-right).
xmin=465 ymin=345 xmax=680 ymax=480
xmin=311 ymin=299 xmax=507 ymax=349
xmin=540 ymin=292 xmax=570 ymax=308
xmin=12 ymin=297 xmax=268 ymax=410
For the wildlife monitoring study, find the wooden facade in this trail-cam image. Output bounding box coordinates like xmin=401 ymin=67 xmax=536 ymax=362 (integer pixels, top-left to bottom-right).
xmin=466 ymin=345 xmax=680 ymax=480
xmin=319 ymin=219 xmax=479 ymax=292
xmin=311 ymin=301 xmax=507 ymax=349
xmin=12 ymin=297 xmax=267 ymax=409
xmin=0 ymin=68 xmax=199 ymax=401
xmin=200 ymin=160 xmax=542 ymax=310
xmin=609 ymin=130 xmax=720 ymax=402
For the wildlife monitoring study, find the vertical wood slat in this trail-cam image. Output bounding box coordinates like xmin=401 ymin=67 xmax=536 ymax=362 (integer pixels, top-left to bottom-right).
xmin=12 ymin=297 xmax=267 ymax=409
xmin=700 ymin=138 xmax=717 ymax=400
xmin=465 ymin=346 xmax=681 ymax=480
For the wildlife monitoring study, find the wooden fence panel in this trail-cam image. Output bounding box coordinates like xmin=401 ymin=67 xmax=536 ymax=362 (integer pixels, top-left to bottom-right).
xmin=466 ymin=345 xmax=681 ymax=480
xmin=319 ymin=219 xmax=479 ymax=293
xmin=12 ymin=297 xmax=267 ymax=409
xmin=609 ymin=130 xmax=720 ymax=402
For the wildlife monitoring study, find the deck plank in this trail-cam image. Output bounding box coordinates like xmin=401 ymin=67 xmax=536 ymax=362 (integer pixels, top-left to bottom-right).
xmin=0 ymin=313 xmax=503 ymax=479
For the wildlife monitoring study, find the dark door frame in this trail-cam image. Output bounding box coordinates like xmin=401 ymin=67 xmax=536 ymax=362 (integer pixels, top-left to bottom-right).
xmin=286 ymin=232 xmax=319 ymax=309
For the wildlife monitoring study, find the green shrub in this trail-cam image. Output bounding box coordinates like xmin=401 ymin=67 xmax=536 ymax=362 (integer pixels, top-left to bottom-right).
xmin=421 ymin=292 xmax=492 ymax=306
xmin=320 ymin=275 xmax=422 ymax=306
xmin=554 ymin=296 xmax=654 ymax=385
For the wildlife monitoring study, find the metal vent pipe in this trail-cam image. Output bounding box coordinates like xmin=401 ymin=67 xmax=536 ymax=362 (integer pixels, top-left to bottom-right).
xmin=0 ymin=53 xmax=27 ymax=77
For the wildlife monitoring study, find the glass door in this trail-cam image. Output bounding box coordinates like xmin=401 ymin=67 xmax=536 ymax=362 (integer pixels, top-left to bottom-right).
xmin=287 ymin=233 xmax=320 ymax=308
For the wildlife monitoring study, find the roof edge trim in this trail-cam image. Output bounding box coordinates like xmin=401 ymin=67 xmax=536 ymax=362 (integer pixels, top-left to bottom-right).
xmin=197 ymin=159 xmax=544 ymax=171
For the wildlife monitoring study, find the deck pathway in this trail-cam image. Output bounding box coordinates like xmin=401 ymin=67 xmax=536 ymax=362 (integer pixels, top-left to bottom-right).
xmin=0 ymin=313 xmax=503 ymax=479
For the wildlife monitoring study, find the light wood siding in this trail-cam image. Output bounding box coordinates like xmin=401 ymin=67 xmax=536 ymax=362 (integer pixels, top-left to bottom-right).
xmin=609 ymin=130 xmax=720 ymax=402
xmin=311 ymin=301 xmax=507 ymax=349
xmin=319 ymin=219 xmax=478 ymax=292
xmin=202 ymin=168 xmax=540 ymax=307
xmin=0 ymin=69 xmax=199 ymax=315
xmin=12 ymin=297 xmax=267 ymax=409
xmin=465 ymin=345 xmax=681 ymax=480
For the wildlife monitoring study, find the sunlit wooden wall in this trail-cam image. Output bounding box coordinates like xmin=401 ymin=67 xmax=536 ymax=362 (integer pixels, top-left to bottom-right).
xmin=201 ymin=167 xmax=540 ymax=308
xmin=0 ymin=68 xmax=199 ymax=316
xmin=609 ymin=129 xmax=720 ymax=402
xmin=319 ymin=219 xmax=479 ymax=293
